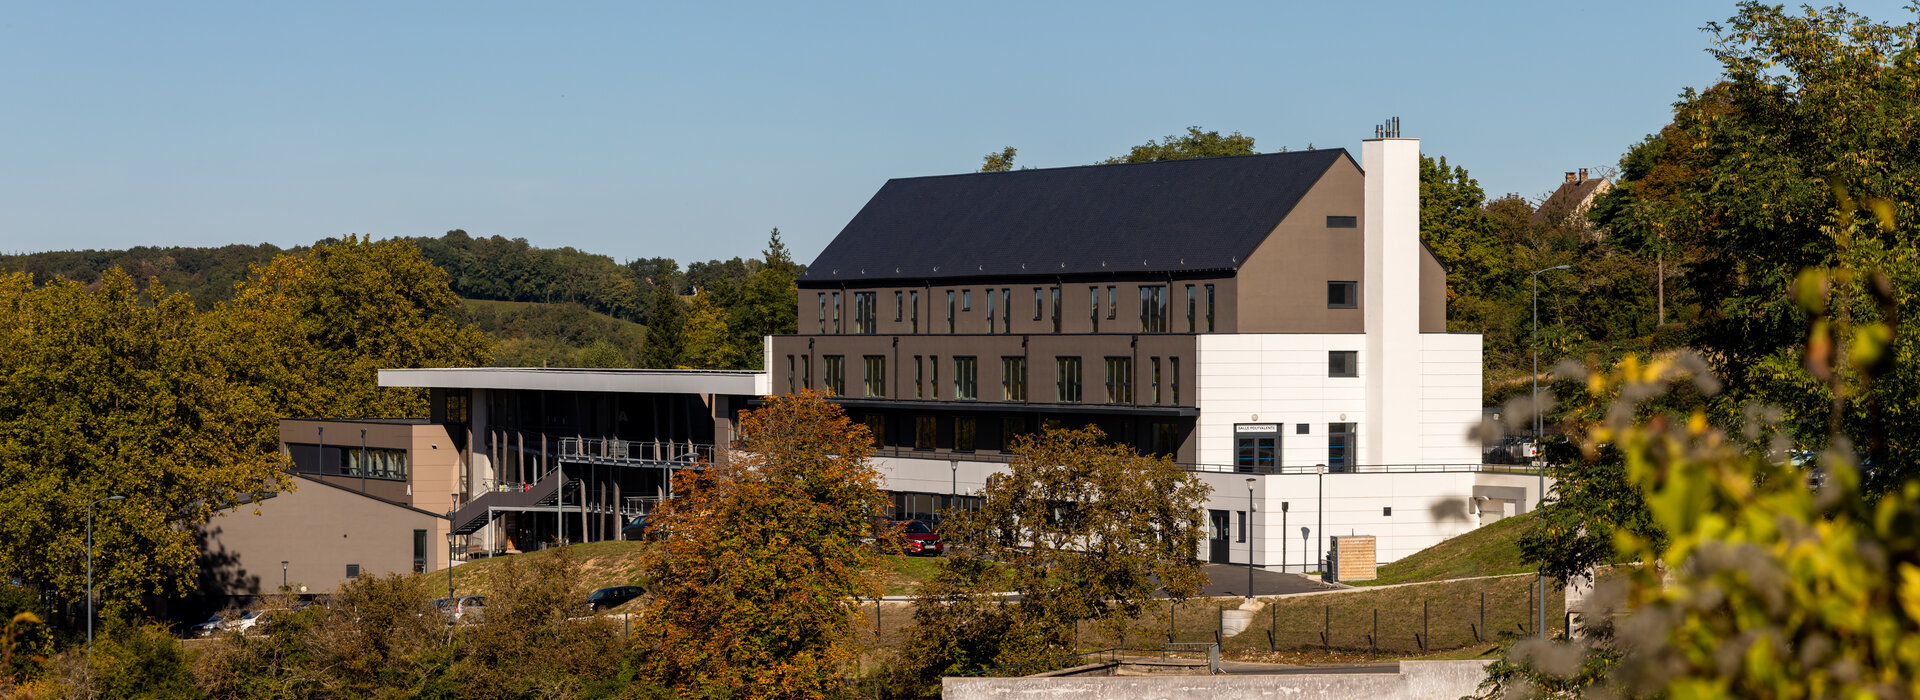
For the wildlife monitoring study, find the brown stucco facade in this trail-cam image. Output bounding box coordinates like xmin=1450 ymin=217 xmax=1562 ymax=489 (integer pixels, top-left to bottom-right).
xmin=197 ymin=474 xmax=450 ymax=599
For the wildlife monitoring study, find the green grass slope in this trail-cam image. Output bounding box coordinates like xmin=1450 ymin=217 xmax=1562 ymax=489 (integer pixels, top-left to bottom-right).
xmin=1354 ymin=512 xmax=1536 ymax=586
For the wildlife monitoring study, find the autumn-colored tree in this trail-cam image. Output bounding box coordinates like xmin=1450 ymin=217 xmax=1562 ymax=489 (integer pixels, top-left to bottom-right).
xmin=630 ymin=391 xmax=889 ymax=698
xmin=1103 ymin=126 xmax=1256 ymax=163
xmin=979 ymin=146 xmax=1017 ymax=172
xmin=681 ymin=291 xmax=738 ymax=370
xmin=898 ymin=426 xmax=1208 ymax=682
xmin=0 ymin=271 xmax=290 ymax=617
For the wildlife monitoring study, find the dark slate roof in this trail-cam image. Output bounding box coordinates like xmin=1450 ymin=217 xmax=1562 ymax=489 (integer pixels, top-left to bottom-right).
xmin=803 ymin=149 xmax=1353 ymax=284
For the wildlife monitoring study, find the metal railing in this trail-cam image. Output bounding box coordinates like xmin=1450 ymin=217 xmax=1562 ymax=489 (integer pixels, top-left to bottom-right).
xmin=558 ymin=438 xmax=714 ymax=465
xmin=867 ymin=446 xmax=1544 ymax=476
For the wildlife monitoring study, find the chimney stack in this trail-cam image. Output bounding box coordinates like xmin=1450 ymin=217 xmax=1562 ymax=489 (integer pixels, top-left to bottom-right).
xmin=1578 ymin=168 xmax=1588 ymax=183
xmin=1362 ymin=123 xmax=1421 ymax=466
xmin=1565 ymin=171 xmax=1576 ymax=184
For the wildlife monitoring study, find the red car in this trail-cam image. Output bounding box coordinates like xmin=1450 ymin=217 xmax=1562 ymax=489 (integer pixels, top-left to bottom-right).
xmin=895 ymin=519 xmax=945 ymax=556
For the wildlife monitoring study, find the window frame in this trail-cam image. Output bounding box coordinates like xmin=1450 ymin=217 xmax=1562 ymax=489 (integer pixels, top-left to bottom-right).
xmin=1056 ymin=356 xmax=1083 ymax=403
xmin=1103 ymin=356 xmax=1134 ymax=404
xmin=1328 ymin=281 xmax=1358 ymax=309
xmin=1329 ymin=350 xmax=1358 ymax=378
xmin=953 ymin=356 xmax=978 ymax=401
xmin=823 ymin=355 xmax=845 ymax=396
xmin=863 ymin=355 xmax=887 ymax=397
xmin=1001 ymin=356 xmax=1027 ymax=401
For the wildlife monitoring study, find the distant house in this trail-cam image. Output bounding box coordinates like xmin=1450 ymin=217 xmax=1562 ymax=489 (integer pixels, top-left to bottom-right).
xmin=1532 ymin=168 xmax=1612 ymax=234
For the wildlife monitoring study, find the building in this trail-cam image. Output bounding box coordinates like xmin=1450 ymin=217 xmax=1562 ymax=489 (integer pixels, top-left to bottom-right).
xmin=202 ymin=129 xmax=1542 ymax=598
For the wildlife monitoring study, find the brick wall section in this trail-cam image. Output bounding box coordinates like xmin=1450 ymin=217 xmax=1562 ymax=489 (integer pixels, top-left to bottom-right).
xmin=1331 ymin=535 xmax=1377 ymax=582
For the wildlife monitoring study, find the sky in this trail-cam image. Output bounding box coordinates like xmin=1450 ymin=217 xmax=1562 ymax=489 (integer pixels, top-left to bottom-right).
xmin=4 ymin=1 xmax=1915 ymax=267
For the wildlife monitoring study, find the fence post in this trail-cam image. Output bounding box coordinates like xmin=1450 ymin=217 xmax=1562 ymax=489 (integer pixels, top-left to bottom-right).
xmin=1168 ymin=600 xmax=1175 ymax=645
xmin=1322 ymin=605 xmax=1330 ymax=654
xmin=1527 ymin=584 xmax=1535 ymax=636
xmin=1268 ymin=602 xmax=1277 ymax=651
xmin=1215 ymin=605 xmax=1223 ymax=647
xmin=1371 ymin=608 xmax=1377 ymax=657
xmin=1422 ymin=599 xmax=1429 ymax=654
xmin=1479 ymin=591 xmax=1486 ymax=643
xmin=875 ymin=600 xmax=882 ymax=640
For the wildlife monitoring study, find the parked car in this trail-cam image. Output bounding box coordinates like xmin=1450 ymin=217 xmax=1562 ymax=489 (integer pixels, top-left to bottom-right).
xmin=893 ymin=519 xmax=945 ymax=557
xmin=188 ymin=614 xmax=225 ymax=638
xmin=586 ymin=586 xmax=645 ymax=612
xmin=228 ymin=609 xmax=267 ymax=634
xmin=436 ymin=595 xmax=487 ymax=623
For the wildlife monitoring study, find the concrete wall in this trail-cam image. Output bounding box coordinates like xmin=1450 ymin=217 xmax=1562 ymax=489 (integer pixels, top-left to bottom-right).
xmin=943 ymin=660 xmax=1491 ymax=700
xmin=1193 ymin=333 xmax=1367 ymax=468
xmin=1419 ymin=333 xmax=1484 ymax=465
xmin=198 ymin=475 xmax=450 ymax=598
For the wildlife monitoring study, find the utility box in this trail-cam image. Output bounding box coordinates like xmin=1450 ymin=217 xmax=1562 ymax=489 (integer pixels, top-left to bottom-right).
xmin=1325 ymin=535 xmax=1378 ymax=582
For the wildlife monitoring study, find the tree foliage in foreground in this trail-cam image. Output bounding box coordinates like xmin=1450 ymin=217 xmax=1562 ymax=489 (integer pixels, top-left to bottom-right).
xmin=896 ymin=426 xmax=1208 ymax=684
xmin=631 ymin=391 xmax=889 ymax=698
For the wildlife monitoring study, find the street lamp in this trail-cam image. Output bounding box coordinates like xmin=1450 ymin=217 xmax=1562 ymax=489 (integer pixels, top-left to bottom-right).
xmin=1244 ymin=478 xmax=1256 ymax=599
xmin=281 ymin=561 xmax=288 ymax=593
xmin=1299 ymin=527 xmax=1311 ymax=576
xmin=1532 ymin=264 xmax=1570 ymax=638
xmin=87 ymin=495 xmax=125 ymax=648
xmin=1280 ymin=502 xmax=1289 ymax=573
xmin=446 ymin=531 xmax=456 ymax=599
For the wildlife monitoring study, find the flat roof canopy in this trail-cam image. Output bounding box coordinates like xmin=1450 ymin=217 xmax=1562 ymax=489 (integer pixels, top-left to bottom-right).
xmin=379 ymin=368 xmax=766 ymax=396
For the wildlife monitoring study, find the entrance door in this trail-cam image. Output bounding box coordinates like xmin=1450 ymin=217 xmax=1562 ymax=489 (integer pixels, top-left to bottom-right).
xmin=1208 ymin=510 xmax=1231 ymax=563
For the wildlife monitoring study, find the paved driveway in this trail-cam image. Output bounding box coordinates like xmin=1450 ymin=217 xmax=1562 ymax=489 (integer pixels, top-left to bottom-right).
xmin=1196 ymin=564 xmax=1338 ymax=597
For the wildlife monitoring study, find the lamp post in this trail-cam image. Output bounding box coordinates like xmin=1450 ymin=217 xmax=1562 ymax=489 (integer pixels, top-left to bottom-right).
xmin=86 ymin=495 xmax=125 ymax=648
xmin=1299 ymin=527 xmax=1310 ymax=576
xmin=1244 ymin=478 xmax=1256 ymax=599
xmin=1280 ymin=502 xmax=1289 ymax=573
xmin=1532 ymin=264 xmax=1570 ymax=638
xmin=281 ymin=561 xmax=288 ymax=593
xmin=446 ymin=531 xmax=456 ymax=599
xmin=949 ymin=460 xmax=958 ymax=515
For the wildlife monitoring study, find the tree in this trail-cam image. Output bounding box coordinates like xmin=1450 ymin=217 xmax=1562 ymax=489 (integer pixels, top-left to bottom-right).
xmin=0 ymin=271 xmax=290 ymax=617
xmin=898 ymin=426 xmax=1208 ymax=682
xmin=631 ymin=392 xmax=889 ymax=698
xmin=980 ymin=146 xmax=1017 ymax=172
xmin=1102 ymin=126 xmax=1256 ymax=163
xmin=729 ymin=229 xmax=800 ymax=368
xmin=680 ymin=292 xmax=737 ymax=370
xmin=640 ymin=282 xmax=686 ymax=369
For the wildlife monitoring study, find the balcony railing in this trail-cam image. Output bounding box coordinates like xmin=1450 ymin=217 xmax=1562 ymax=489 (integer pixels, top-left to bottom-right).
xmin=558 ymin=438 xmax=715 ymax=465
xmin=864 ymin=447 xmax=1543 ymax=475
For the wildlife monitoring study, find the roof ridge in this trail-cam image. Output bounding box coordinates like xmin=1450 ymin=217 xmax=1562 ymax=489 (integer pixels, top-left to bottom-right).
xmin=888 ymin=148 xmax=1347 ymax=183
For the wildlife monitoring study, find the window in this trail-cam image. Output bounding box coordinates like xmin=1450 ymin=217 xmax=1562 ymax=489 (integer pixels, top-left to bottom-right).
xmin=1050 ymin=287 xmax=1061 ymax=333
xmin=854 ymin=292 xmax=877 ymax=334
xmin=1106 ymin=286 xmax=1117 ymax=319
xmin=1329 ymin=351 xmax=1358 ymax=377
xmin=832 ymin=292 xmax=842 ymax=333
xmin=802 ymin=354 xmax=812 ymax=389
xmin=910 ymin=291 xmax=919 ymax=333
xmin=823 ymin=355 xmax=845 ymax=396
xmin=863 ymin=355 xmax=886 ymax=397
xmin=1170 ymin=357 xmax=1181 ymax=404
xmin=864 ymin=415 xmax=886 ymax=447
xmin=1104 ymin=357 xmax=1134 ymax=404
xmin=1033 ymin=288 xmax=1043 ymax=320
xmin=1150 ymin=422 xmax=1178 ymax=456
xmin=444 ymin=393 xmax=470 ymax=424
xmin=1235 ymin=424 xmax=1279 ymax=473
xmin=987 ymin=290 xmax=997 ymax=333
xmin=1151 ymin=357 xmax=1162 ymax=404
xmin=1328 ymin=281 xmax=1358 ymax=309
xmin=1089 ymin=287 xmax=1100 ymax=332
xmin=1297 ymin=423 xmax=1309 ymax=434
xmin=1186 ymin=284 xmax=1196 ymax=332
xmin=953 ymin=357 xmax=978 ymax=400
xmin=894 ymin=291 xmax=903 ymax=321
xmin=954 ymin=417 xmax=976 ymax=452
xmin=346 ymin=446 xmax=409 ymax=480
xmin=1205 ymin=284 xmax=1216 ymax=332
xmin=1000 ymin=417 xmax=1029 ymax=451
xmin=915 ymin=416 xmax=936 ymax=450
xmin=914 ymin=356 xmax=924 ymax=398
xmin=817 ymin=293 xmax=827 ymax=333
xmin=962 ymin=289 xmax=971 ymax=311
xmin=1139 ymin=285 xmax=1168 ymax=332
xmin=1236 ymin=512 xmax=1247 ymax=543
xmin=930 ymin=356 xmax=938 ymax=398
xmin=1327 ymin=215 xmax=1358 ymax=228
xmin=1383 ymin=507 xmax=1393 ymax=517
xmin=1056 ymin=357 xmax=1083 ymax=403
xmin=946 ymin=291 xmax=956 ymax=333
xmin=346 ymin=564 xmax=361 ymax=579
xmin=786 ymin=355 xmax=796 ymax=394
xmin=413 ymin=529 xmax=427 ymax=574
xmin=1001 ymin=357 xmax=1027 ymax=401
xmin=1001 ymin=289 xmax=1011 ymax=332
xmin=1329 ymin=423 xmax=1356 ymax=472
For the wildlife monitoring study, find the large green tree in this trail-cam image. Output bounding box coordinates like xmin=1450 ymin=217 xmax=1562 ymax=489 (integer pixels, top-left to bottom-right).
xmin=1102 ymin=126 xmax=1256 ymax=163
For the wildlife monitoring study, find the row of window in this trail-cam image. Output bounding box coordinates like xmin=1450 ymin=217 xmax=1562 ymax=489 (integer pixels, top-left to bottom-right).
xmin=286 ymin=443 xmax=411 ymax=481
xmin=1232 ymin=423 xmax=1357 ymax=471
xmin=819 ymin=280 xmax=1362 ymax=335
xmin=858 ymin=414 xmax=1181 ymax=457
xmin=790 ymin=354 xmax=1188 ymax=404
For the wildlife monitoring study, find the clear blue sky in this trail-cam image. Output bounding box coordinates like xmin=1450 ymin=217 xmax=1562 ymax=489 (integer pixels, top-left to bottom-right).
xmin=3 ymin=1 xmax=1913 ymax=266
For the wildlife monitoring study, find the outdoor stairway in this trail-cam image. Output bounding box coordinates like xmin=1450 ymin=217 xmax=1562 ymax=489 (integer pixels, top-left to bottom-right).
xmin=450 ymin=469 xmax=566 ymax=535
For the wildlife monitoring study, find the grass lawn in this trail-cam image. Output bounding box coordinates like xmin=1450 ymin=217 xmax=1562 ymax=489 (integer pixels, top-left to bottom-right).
xmin=1352 ymin=512 xmax=1538 ymax=586
xmin=435 ymin=540 xmax=651 ymax=601
xmin=881 ymin=555 xmax=947 ymax=597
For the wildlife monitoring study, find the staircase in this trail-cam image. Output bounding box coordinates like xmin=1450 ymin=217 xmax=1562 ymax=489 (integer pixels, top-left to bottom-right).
xmin=450 ymin=469 xmax=566 ymax=536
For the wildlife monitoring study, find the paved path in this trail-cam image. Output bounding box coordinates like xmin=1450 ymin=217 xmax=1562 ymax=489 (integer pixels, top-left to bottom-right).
xmin=1195 ymin=564 xmax=1339 ymax=598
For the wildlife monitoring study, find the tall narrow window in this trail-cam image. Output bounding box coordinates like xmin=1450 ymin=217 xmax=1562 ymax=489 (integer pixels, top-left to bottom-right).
xmin=946 ymin=291 xmax=956 ymax=333
xmin=854 ymin=292 xmax=877 ymax=334
xmin=915 ymin=356 xmax=924 ymax=398
xmin=1000 ymin=417 xmax=1028 ymax=451
xmin=864 ymin=415 xmax=885 ymax=448
xmin=1329 ymin=351 xmax=1358 ymax=377
xmin=930 ymin=356 xmax=939 ymax=399
xmin=910 ymin=291 xmax=920 ymax=333
xmin=894 ymin=291 xmax=903 ymax=322
xmin=1106 ymin=286 xmax=1117 ymax=319
xmin=987 ymin=290 xmax=997 ymax=334
xmin=1185 ymin=284 xmax=1196 ymax=332
xmin=1205 ymin=284 xmax=1216 ymax=332
xmin=1056 ymin=357 xmax=1083 ymax=403
xmin=413 ymin=529 xmax=428 ymax=573
xmin=1032 ymin=288 xmax=1043 ymax=320
xmin=832 ymin=291 xmax=842 ymax=333
xmin=1001 ymin=289 xmax=1011 ymax=331
xmin=954 ymin=417 xmax=977 ymax=452
xmin=1151 ymin=357 xmax=1162 ymax=405
xmin=803 ymin=354 xmax=811 ymax=389
xmin=1050 ymin=287 xmax=1061 ymax=333
xmin=1104 ymin=357 xmax=1134 ymax=404
xmin=1170 ymin=357 xmax=1180 ymax=404
xmin=1001 ymin=357 xmax=1027 ymax=401
xmin=1329 ymin=423 xmax=1357 ymax=472
xmin=787 ymin=355 xmax=796 ymax=394
xmin=1089 ymin=286 xmax=1100 ymax=332
xmin=1138 ymin=285 xmax=1170 ymax=332
xmin=915 ymin=416 xmax=936 ymax=450
xmin=863 ymin=355 xmax=887 ymax=397
xmin=1150 ymin=422 xmax=1177 ymax=456
xmin=817 ymin=293 xmax=827 ymax=333
xmin=962 ymin=289 xmax=971 ymax=311
xmin=824 ymin=356 xmax=845 ymax=396
xmin=953 ymin=357 xmax=978 ymax=400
